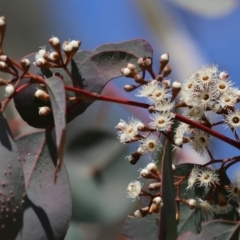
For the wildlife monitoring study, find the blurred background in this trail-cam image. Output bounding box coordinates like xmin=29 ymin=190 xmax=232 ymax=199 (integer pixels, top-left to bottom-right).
xmin=1 ymin=1 xmax=240 ymax=239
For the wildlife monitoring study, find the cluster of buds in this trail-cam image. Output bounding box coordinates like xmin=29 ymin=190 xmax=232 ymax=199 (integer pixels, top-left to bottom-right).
xmin=116 ymin=53 xmax=181 ymax=165
xmin=126 ymin=162 xmax=164 ymax=218
xmin=34 ymin=37 xmax=81 ymax=68
xmin=118 ymin=51 xmax=240 ymax=223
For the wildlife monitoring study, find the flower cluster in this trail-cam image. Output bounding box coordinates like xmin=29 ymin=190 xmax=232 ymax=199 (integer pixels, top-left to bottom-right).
xmin=179 ymin=65 xmax=240 ymax=131
xmin=125 ymin=162 xmax=164 ymax=218
xmin=186 ymin=166 xmax=219 ymax=190
xmin=117 ymin=54 xmax=240 ymax=222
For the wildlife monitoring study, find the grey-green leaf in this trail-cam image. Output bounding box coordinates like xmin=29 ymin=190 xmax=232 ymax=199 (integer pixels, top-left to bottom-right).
xmin=15 ymin=131 xmax=72 ymax=240
xmin=178 ymin=220 xmax=240 ymax=240
xmin=0 ymin=114 xmax=25 ymax=240
xmin=45 ymin=76 xmax=66 ymax=181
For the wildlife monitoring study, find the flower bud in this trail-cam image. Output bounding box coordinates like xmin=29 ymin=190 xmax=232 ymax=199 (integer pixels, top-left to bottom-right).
xmin=162 ymin=66 xmax=172 ymax=78
xmin=156 ymin=75 xmax=163 ymax=82
xmin=133 ymin=207 xmax=149 ymax=218
xmin=35 ymin=89 xmax=50 ymax=101
xmin=20 ymin=59 xmax=30 ymax=72
xmin=35 ymin=57 xmax=47 ymax=67
xmin=148 ymin=182 xmax=161 ymax=191
xmin=0 ymin=55 xmax=7 ymax=62
xmin=172 ymin=81 xmax=181 ymax=101
xmin=39 ymin=106 xmax=51 ymax=116
xmin=0 ymin=61 xmax=7 ymax=68
xmin=0 ymin=16 xmax=6 ymax=38
xmin=5 ymin=84 xmax=15 ymax=96
xmin=160 ymin=53 xmax=169 ymax=63
xmin=62 ymin=41 xmax=73 ymax=52
xmin=146 ymin=163 xmax=159 ymax=175
xmin=158 ymin=53 xmax=169 ymax=74
xmin=140 ymin=168 xmax=157 ymax=179
xmin=127 ymin=63 xmax=136 ymax=70
xmin=219 ymin=71 xmax=228 ymax=80
xmin=121 ymin=68 xmax=133 ymax=77
xmin=134 ymin=74 xmax=144 ymax=83
xmin=0 ymin=16 xmax=6 ymax=27
xmin=49 ymin=37 xmax=60 ymax=46
xmin=49 ymin=52 xmax=60 ymax=62
xmin=186 ymin=199 xmax=196 ymax=209
xmin=0 ymin=78 xmax=8 ymax=86
xmin=126 ymin=152 xmax=142 ymax=165
xmin=20 ymin=59 xmax=30 ymax=68
xmin=162 ymin=80 xmax=171 ymax=88
xmin=153 ymin=196 xmax=163 ymax=205
xmin=70 ymin=40 xmax=81 ymax=49
xmin=124 ymin=84 xmax=136 ymax=92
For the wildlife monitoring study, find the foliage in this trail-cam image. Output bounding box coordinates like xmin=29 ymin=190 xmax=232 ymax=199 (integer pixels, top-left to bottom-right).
xmin=1 ymin=16 xmax=240 ymax=240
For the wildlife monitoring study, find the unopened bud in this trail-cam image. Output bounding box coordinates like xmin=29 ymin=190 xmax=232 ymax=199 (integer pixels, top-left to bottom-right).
xmin=70 ymin=40 xmax=81 ymax=49
xmin=186 ymin=199 xmax=196 ymax=209
xmin=124 ymin=84 xmax=136 ymax=92
xmin=162 ymin=80 xmax=171 ymax=88
xmin=140 ymin=168 xmax=156 ymax=179
xmin=0 ymin=55 xmax=7 ymax=62
xmin=138 ymin=57 xmax=152 ymax=69
xmin=133 ymin=209 xmax=143 ymax=218
xmin=133 ymin=207 xmax=149 ymax=218
xmin=121 ymin=68 xmax=133 ymax=77
xmin=148 ymin=182 xmax=161 ymax=191
xmin=172 ymin=81 xmax=181 ymax=101
xmin=62 ymin=41 xmax=73 ymax=52
xmin=35 ymin=89 xmax=50 ymax=101
xmin=146 ymin=163 xmax=159 ymax=175
xmin=49 ymin=52 xmax=60 ymax=61
xmin=0 ymin=61 xmax=7 ymax=68
xmin=172 ymin=81 xmax=181 ymax=89
xmin=160 ymin=53 xmax=169 ymax=63
xmin=153 ymin=196 xmax=163 ymax=205
xmin=0 ymin=78 xmax=8 ymax=86
xmin=172 ymin=164 xmax=176 ymax=172
xmin=134 ymin=74 xmax=144 ymax=83
xmin=0 ymin=16 xmax=6 ymax=27
xmin=39 ymin=106 xmax=51 ymax=116
xmin=127 ymin=63 xmax=136 ymax=70
xmin=162 ymin=65 xmax=171 ymax=78
xmin=156 ymin=75 xmax=163 ymax=82
xmin=5 ymin=84 xmax=15 ymax=95
xmin=140 ymin=169 xmax=149 ymax=178
xmin=20 ymin=59 xmax=30 ymax=72
xmin=49 ymin=37 xmax=60 ymax=46
xmin=158 ymin=53 xmax=169 ymax=74
xmin=149 ymin=196 xmax=163 ymax=214
xmin=127 ymin=152 xmax=142 ymax=165
xmin=219 ymin=71 xmax=228 ymax=80
xmin=35 ymin=57 xmax=46 ymax=67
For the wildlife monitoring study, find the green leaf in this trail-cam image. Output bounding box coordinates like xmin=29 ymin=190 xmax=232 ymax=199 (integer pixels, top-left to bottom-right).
xmin=178 ymin=220 xmax=240 ymax=240
xmin=15 ymin=131 xmax=72 ymax=240
xmin=159 ymin=140 xmax=177 ymax=240
xmin=45 ymin=76 xmax=66 ymax=181
xmin=0 ymin=114 xmax=25 ymax=240
xmin=122 ymin=215 xmax=158 ymax=240
xmin=176 ymin=164 xmax=199 ymax=235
